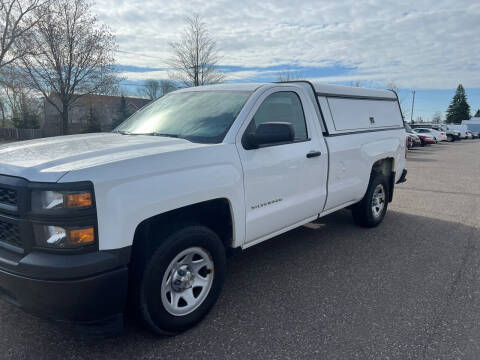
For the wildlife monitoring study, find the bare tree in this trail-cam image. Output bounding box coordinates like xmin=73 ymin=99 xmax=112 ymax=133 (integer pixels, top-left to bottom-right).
xmin=137 ymin=79 xmax=177 ymax=100
xmin=168 ymin=13 xmax=224 ymax=87
xmin=0 ymin=65 xmax=25 ymax=116
xmin=0 ymin=64 xmax=40 ymax=128
xmin=138 ymin=79 xmax=161 ymax=100
xmin=432 ymin=111 xmax=442 ymax=124
xmin=0 ymin=0 xmax=49 ymax=69
xmin=0 ymin=97 xmax=6 ymax=128
xmin=160 ymin=79 xmax=176 ymax=95
xmin=276 ymin=70 xmax=305 ymax=82
xmin=20 ymin=0 xmax=119 ymax=134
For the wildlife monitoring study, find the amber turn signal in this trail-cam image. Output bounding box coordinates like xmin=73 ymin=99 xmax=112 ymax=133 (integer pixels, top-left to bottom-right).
xmin=68 ymin=227 xmax=95 ymax=245
xmin=65 ymin=192 xmax=92 ymax=208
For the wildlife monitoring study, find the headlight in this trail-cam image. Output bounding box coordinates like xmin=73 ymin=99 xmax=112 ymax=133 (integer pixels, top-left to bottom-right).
xmin=33 ymin=225 xmax=96 ymax=249
xmin=31 ymin=190 xmax=93 ymax=211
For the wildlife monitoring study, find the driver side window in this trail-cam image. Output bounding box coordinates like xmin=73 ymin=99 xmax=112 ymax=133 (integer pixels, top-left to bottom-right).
xmin=248 ymin=92 xmax=308 ymax=141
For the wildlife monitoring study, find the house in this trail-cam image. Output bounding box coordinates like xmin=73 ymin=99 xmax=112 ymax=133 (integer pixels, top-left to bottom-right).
xmin=43 ymin=94 xmax=150 ymax=136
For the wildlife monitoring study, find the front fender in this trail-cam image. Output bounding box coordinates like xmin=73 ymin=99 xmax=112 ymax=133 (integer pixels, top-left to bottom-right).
xmin=60 ymin=145 xmax=245 ymax=250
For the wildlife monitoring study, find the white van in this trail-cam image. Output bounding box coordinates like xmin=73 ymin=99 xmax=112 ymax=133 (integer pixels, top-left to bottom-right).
xmin=447 ymin=125 xmax=468 ymax=139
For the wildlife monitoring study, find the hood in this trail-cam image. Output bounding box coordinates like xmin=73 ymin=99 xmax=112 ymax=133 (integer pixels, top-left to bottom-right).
xmin=0 ymin=133 xmax=207 ymax=182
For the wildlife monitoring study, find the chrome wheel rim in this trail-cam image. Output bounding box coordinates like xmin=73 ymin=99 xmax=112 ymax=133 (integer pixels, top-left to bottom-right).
xmin=371 ymin=184 xmax=385 ymax=218
xmin=161 ymin=247 xmax=214 ymax=316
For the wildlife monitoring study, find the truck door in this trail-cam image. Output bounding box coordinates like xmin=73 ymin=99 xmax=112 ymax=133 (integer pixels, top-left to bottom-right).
xmin=236 ymin=86 xmax=328 ymax=245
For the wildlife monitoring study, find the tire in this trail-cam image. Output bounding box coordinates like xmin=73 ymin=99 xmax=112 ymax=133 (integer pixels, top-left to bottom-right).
xmin=352 ymin=172 xmax=389 ymax=228
xmin=133 ymin=225 xmax=226 ymax=335
xmin=447 ymin=134 xmax=453 ymax=142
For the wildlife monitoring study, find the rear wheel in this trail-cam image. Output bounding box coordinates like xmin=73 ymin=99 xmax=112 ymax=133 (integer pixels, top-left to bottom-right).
xmin=352 ymin=173 xmax=389 ymax=228
xmin=133 ymin=225 xmax=226 ymax=335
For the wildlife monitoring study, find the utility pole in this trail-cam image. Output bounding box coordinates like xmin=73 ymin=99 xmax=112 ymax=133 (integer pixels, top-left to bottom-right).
xmin=410 ymin=90 xmax=416 ymax=123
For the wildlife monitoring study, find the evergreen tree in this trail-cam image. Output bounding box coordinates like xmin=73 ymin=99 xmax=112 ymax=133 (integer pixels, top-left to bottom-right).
xmin=112 ymin=95 xmax=130 ymax=129
xmin=475 ymin=109 xmax=480 ymax=117
xmin=446 ymin=84 xmax=471 ymax=124
xmin=85 ymin=107 xmax=102 ymax=133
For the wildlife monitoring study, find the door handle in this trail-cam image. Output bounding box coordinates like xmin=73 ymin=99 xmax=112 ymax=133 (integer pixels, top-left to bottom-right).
xmin=306 ymin=151 xmax=321 ymax=158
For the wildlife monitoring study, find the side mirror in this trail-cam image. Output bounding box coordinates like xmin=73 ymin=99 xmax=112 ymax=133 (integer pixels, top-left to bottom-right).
xmin=244 ymin=122 xmax=295 ymax=149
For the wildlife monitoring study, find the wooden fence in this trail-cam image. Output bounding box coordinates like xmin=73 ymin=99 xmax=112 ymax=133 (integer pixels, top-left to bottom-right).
xmin=0 ymin=128 xmax=44 ymax=140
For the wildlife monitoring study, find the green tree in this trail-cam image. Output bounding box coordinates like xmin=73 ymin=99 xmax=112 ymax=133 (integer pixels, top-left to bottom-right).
xmin=474 ymin=109 xmax=480 ymax=117
xmin=112 ymin=95 xmax=130 ymax=129
xmin=84 ymin=106 xmax=101 ymax=133
xmin=446 ymin=84 xmax=471 ymax=124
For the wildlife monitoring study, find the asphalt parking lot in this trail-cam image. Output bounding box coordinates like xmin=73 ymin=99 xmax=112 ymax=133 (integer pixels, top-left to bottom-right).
xmin=0 ymin=140 xmax=479 ymax=359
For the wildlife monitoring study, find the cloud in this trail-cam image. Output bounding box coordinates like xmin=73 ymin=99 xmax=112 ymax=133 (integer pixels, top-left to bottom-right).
xmin=94 ymin=0 xmax=480 ymax=89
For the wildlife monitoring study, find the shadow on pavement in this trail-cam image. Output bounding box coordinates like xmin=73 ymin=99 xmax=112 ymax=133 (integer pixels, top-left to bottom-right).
xmin=0 ymin=210 xmax=478 ymax=359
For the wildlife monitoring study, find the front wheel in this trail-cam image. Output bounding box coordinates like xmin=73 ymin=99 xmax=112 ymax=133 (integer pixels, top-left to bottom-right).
xmin=135 ymin=225 xmax=226 ymax=335
xmin=352 ymin=173 xmax=389 ymax=227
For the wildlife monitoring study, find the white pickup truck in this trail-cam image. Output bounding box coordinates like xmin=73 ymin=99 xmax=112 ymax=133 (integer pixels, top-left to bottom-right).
xmin=0 ymin=81 xmax=407 ymax=335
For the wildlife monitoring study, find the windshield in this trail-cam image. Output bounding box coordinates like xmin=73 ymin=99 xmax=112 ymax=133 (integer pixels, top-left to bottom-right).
xmin=115 ymin=91 xmax=252 ymax=143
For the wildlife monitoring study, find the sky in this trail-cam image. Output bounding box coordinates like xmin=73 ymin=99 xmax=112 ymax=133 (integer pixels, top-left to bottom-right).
xmin=93 ymin=0 xmax=480 ymax=121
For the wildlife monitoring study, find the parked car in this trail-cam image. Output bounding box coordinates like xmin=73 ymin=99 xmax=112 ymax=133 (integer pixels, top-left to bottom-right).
xmin=432 ymin=129 xmax=447 ymax=142
xmin=407 ymin=133 xmax=421 ymax=148
xmin=0 ymin=82 xmax=407 ymax=335
xmin=471 ymin=131 xmax=479 ymax=139
xmin=445 ymin=125 xmax=467 ymax=139
xmin=439 ymin=125 xmax=461 ymax=141
xmin=415 ymin=133 xmax=436 ymax=146
xmin=413 ymin=128 xmax=446 ymax=142
xmin=406 ymin=133 xmax=414 ymax=148
xmin=405 ymin=124 xmax=421 ymax=139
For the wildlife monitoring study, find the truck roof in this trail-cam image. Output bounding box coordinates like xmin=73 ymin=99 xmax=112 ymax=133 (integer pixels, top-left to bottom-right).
xmin=310 ymin=82 xmax=396 ymax=100
xmin=176 ymin=81 xmax=397 ymax=100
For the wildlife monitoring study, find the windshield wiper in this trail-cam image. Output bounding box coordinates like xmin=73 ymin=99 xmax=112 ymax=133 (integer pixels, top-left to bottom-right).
xmin=114 ymin=131 xmax=181 ymax=139
xmin=149 ymin=132 xmax=180 ymax=138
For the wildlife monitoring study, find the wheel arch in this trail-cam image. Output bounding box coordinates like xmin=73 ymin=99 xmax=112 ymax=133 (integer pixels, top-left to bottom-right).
xmin=130 ymin=198 xmax=235 ymax=263
xmin=371 ymin=157 xmax=394 ymax=177
xmin=371 ymin=157 xmax=395 ymax=202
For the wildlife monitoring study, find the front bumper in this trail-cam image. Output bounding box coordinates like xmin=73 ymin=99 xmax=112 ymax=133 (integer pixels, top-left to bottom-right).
xmin=0 ymin=174 xmax=131 ymax=333
xmin=0 ymin=247 xmax=130 ymax=326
